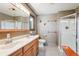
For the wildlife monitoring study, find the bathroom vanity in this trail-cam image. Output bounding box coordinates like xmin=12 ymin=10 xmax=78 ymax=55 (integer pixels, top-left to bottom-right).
xmin=10 ymin=38 xmax=39 ymax=56
xmin=0 ymin=35 xmax=39 ymax=56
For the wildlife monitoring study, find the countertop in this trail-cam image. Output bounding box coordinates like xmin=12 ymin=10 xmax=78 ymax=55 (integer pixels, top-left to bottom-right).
xmin=0 ymin=35 xmax=39 ymax=56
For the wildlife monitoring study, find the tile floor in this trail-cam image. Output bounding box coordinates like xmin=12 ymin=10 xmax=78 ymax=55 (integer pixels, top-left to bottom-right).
xmin=38 ymin=43 xmax=65 ymax=56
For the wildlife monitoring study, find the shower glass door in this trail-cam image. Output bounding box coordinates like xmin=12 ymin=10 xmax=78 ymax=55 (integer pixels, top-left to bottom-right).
xmin=59 ymin=14 xmax=76 ymax=53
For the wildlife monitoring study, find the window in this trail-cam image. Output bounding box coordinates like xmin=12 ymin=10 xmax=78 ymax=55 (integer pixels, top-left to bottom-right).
xmin=1 ymin=20 xmax=15 ymax=29
xmin=22 ymin=22 xmax=26 ymax=29
xmin=29 ymin=16 xmax=35 ymax=30
xmin=16 ymin=21 xmax=22 ymax=29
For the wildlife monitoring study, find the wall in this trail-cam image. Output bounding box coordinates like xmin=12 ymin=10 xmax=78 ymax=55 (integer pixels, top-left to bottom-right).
xmin=37 ymin=15 xmax=57 ymax=34
xmin=37 ymin=15 xmax=57 ymax=46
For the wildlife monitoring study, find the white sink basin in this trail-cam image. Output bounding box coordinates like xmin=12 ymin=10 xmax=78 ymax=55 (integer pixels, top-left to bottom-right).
xmin=0 ymin=43 xmax=14 ymax=49
xmin=0 ymin=35 xmax=34 ymax=50
xmin=0 ymin=40 xmax=21 ymax=49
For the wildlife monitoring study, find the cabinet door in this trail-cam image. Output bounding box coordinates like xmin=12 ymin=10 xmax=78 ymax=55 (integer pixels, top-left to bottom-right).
xmin=33 ymin=39 xmax=39 ymax=56
xmin=23 ymin=43 xmax=32 ymax=53
xmin=23 ymin=47 xmax=33 ymax=56
xmin=23 ymin=39 xmax=39 ymax=56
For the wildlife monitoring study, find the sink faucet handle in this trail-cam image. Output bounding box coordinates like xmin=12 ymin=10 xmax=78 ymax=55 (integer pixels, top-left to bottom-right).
xmin=7 ymin=33 xmax=11 ymax=39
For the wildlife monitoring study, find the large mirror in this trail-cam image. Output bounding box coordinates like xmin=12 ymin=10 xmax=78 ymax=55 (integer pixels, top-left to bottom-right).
xmin=0 ymin=3 xmax=30 ymax=30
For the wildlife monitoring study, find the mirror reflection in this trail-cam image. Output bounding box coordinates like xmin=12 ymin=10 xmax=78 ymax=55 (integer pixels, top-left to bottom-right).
xmin=0 ymin=3 xmax=30 ymax=30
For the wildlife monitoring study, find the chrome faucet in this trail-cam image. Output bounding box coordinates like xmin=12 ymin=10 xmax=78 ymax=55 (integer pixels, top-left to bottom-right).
xmin=5 ymin=33 xmax=12 ymax=44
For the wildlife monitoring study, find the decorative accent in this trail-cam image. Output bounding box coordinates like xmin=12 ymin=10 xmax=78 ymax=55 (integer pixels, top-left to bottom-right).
xmin=44 ymin=23 xmax=46 ymax=26
xmin=65 ymin=26 xmax=69 ymax=29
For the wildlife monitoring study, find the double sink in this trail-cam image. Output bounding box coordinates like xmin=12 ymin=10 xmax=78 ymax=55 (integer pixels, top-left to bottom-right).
xmin=0 ymin=35 xmax=35 ymax=50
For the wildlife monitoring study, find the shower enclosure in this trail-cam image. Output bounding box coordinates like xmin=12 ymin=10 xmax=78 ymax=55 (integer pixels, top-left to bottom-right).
xmin=58 ymin=13 xmax=77 ymax=53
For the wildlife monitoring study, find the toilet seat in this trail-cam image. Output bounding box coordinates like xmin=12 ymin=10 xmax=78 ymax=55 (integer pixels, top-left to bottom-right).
xmin=39 ymin=39 xmax=47 ymax=47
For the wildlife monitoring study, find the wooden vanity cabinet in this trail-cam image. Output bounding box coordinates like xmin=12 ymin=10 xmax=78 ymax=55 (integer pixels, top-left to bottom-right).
xmin=9 ymin=39 xmax=39 ymax=56
xmin=23 ymin=41 xmax=33 ymax=56
xmin=32 ymin=39 xmax=39 ymax=56
xmin=23 ymin=39 xmax=39 ymax=56
xmin=9 ymin=48 xmax=23 ymax=56
xmin=23 ymin=46 xmax=34 ymax=56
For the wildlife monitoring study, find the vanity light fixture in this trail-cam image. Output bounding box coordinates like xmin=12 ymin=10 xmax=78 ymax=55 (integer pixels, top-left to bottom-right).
xmin=12 ymin=3 xmax=30 ymax=16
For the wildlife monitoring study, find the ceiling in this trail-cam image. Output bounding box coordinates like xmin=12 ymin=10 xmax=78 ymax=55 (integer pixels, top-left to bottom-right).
xmin=29 ymin=3 xmax=79 ymax=15
xmin=0 ymin=3 xmax=28 ymax=17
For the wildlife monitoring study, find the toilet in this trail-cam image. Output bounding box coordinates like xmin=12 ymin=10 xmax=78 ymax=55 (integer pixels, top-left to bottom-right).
xmin=39 ymin=39 xmax=47 ymax=47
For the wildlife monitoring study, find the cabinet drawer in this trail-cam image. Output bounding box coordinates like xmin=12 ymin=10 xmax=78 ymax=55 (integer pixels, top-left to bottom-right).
xmin=10 ymin=48 xmax=22 ymax=56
